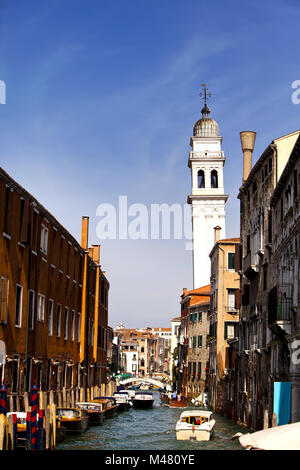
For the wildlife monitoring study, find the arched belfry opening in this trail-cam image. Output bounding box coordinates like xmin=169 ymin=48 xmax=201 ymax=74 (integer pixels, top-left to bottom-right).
xmin=211 ymin=169 xmax=218 ymax=188
xmin=198 ymin=170 xmax=205 ymax=188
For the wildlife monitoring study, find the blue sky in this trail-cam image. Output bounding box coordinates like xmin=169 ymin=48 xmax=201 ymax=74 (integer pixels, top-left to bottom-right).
xmin=1 ymin=0 xmax=300 ymax=328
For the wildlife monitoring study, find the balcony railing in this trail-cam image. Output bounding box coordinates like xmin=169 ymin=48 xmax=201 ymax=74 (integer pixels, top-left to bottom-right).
xmin=277 ymin=298 xmax=292 ymax=321
xmin=268 ymin=292 xmax=292 ymax=325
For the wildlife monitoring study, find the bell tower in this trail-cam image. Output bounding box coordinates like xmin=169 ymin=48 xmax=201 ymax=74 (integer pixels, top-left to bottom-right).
xmin=187 ymin=85 xmax=228 ymax=288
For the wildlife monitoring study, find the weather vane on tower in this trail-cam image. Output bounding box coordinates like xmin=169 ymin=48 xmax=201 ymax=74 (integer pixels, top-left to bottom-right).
xmin=199 ymin=84 xmax=211 ymax=106
xmin=199 ymin=84 xmax=211 ymax=118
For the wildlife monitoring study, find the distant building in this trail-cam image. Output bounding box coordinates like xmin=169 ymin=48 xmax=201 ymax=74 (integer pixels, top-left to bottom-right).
xmin=115 ymin=328 xmax=169 ymax=376
xmin=177 ymin=285 xmax=210 ymax=398
xmin=208 ymin=228 xmax=240 ymax=415
xmin=170 ymin=316 xmax=181 ymax=383
xmin=186 ymin=296 xmax=210 ymax=401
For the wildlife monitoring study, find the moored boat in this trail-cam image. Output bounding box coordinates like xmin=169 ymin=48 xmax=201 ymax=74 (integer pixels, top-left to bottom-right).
xmin=175 ymin=410 xmax=215 ymax=441
xmin=160 ymin=391 xmax=187 ymax=407
xmin=113 ymin=393 xmax=132 ymax=411
xmin=76 ymin=402 xmax=105 ymax=425
xmin=7 ymin=411 xmax=67 ymax=448
xmin=92 ymin=397 xmax=119 ymax=418
xmin=56 ymin=407 xmax=89 ymax=433
xmin=132 ymin=391 xmax=154 ymax=409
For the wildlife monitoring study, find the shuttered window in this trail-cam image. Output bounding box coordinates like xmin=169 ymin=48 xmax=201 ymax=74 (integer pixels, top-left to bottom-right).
xmin=0 ymin=277 xmax=9 ymax=323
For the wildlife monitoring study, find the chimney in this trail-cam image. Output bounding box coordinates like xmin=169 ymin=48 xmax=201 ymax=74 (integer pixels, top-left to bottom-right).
xmin=214 ymin=225 xmax=221 ymax=244
xmin=81 ymin=216 xmax=89 ymax=250
xmin=91 ymin=244 xmax=100 ymax=265
xmin=240 ymin=131 xmax=256 ymax=182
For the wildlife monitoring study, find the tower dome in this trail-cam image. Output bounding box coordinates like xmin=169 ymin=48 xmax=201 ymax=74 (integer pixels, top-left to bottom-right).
xmin=193 ymin=103 xmax=219 ymax=137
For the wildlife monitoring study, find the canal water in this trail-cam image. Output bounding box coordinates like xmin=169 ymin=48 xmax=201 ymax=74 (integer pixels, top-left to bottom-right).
xmin=56 ymin=391 xmax=246 ymax=450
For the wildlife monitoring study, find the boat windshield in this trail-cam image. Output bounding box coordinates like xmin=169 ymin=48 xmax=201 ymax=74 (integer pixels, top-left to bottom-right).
xmin=57 ymin=409 xmax=80 ymax=418
xmin=181 ymin=416 xmax=209 ymax=425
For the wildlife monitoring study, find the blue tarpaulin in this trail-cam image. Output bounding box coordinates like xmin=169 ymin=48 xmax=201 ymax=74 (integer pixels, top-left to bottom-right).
xmin=273 ymin=381 xmax=291 ymax=426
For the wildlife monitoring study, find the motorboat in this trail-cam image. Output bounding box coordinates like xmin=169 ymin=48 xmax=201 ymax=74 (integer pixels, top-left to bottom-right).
xmin=160 ymin=391 xmax=187 ymax=408
xmin=132 ymin=391 xmax=154 ymax=409
xmin=113 ymin=393 xmax=133 ymax=411
xmin=175 ymin=410 xmax=215 ymax=441
xmin=92 ymin=397 xmax=119 ymax=418
xmin=232 ymin=421 xmax=300 ymax=450
xmin=76 ymin=402 xmax=105 ymax=425
xmin=56 ymin=407 xmax=89 ymax=434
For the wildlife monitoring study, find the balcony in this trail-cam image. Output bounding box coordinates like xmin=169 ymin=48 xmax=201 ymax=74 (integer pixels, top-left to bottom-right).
xmin=243 ymin=251 xmax=259 ymax=279
xmin=268 ymin=293 xmax=292 ymax=334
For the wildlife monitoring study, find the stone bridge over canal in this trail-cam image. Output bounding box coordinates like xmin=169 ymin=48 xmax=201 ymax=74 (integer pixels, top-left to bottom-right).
xmin=118 ymin=376 xmax=172 ymax=391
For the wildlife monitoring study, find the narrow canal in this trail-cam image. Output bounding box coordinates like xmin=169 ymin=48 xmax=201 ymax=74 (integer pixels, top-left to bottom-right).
xmin=56 ymin=391 xmax=247 ymax=450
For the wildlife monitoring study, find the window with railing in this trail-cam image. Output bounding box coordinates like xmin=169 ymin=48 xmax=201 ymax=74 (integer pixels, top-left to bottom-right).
xmin=277 ymin=296 xmax=292 ymax=321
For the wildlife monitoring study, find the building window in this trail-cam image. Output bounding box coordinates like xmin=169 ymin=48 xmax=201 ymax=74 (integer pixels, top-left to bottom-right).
xmin=227 ymin=289 xmax=236 ymax=312
xmin=78 ymin=312 xmax=81 ymax=342
xmin=197 ymin=170 xmax=205 ymax=188
xmin=246 ymin=234 xmax=251 ymax=253
xmin=64 ymin=307 xmax=69 ymax=340
xmin=211 ymin=170 xmax=218 ymax=188
xmin=48 ymin=299 xmax=53 ymax=336
xmin=192 ymin=336 xmax=197 ymax=348
xmin=225 ymin=322 xmax=237 ymax=340
xmin=37 ymin=293 xmax=45 ymax=321
xmin=15 ymin=284 xmax=23 ymax=327
xmin=198 ymin=362 xmax=202 ymax=375
xmin=198 ymin=312 xmax=202 ymax=322
xmin=71 ymin=310 xmax=75 ymax=342
xmin=0 ymin=277 xmax=9 ymax=323
xmin=27 ymin=290 xmax=35 ymax=330
xmin=228 ymin=252 xmax=235 ymax=270
xmin=198 ymin=335 xmax=202 ymax=348
xmin=57 ymin=304 xmax=61 ymax=337
xmin=40 ymin=224 xmax=49 ymax=255
xmin=4 ymin=186 xmax=12 ymax=236
xmin=91 ymin=320 xmax=94 ymax=347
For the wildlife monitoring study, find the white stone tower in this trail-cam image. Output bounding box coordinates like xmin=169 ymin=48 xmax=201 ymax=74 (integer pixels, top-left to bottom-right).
xmin=187 ymin=86 xmax=228 ymax=288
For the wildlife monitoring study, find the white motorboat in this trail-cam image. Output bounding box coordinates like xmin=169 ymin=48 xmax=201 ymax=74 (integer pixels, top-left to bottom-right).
xmin=132 ymin=391 xmax=154 ymax=409
xmin=175 ymin=410 xmax=215 ymax=441
xmin=113 ymin=393 xmax=133 ymax=411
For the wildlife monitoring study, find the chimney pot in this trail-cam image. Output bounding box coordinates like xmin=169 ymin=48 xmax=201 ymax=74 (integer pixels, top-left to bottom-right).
xmin=214 ymin=225 xmax=221 ymax=244
xmin=81 ymin=216 xmax=89 ymax=250
xmin=240 ymin=131 xmax=256 ymax=182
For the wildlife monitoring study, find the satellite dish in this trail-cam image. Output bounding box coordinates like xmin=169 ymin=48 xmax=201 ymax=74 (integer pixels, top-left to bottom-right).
xmin=0 ymin=341 xmax=6 ymax=366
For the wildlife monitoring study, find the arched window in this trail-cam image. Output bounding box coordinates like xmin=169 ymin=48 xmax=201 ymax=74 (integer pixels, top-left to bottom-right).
xmin=141 ymin=347 xmax=144 ymax=353
xmin=211 ymin=170 xmax=218 ymax=188
xmin=141 ymin=359 xmax=145 ymax=367
xmin=198 ymin=170 xmax=205 ymax=188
